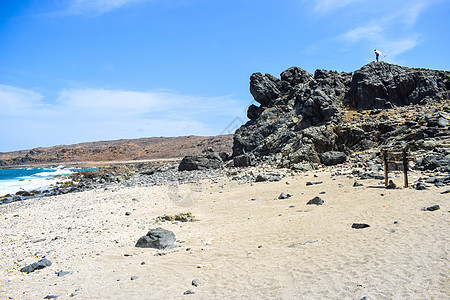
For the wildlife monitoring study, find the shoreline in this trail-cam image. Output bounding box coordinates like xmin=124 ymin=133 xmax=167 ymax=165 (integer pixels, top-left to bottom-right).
xmin=0 ymin=157 xmax=183 ymax=170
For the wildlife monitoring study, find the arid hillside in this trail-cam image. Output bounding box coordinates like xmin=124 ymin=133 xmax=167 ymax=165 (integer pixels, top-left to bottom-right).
xmin=0 ymin=135 xmax=233 ymax=167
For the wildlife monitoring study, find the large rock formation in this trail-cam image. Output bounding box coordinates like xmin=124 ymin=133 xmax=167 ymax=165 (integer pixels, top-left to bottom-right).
xmin=350 ymin=62 xmax=450 ymax=109
xmin=233 ymin=62 xmax=450 ymax=168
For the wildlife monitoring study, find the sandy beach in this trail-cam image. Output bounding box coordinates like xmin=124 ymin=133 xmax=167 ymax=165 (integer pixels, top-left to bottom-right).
xmin=1 ymin=168 xmax=448 ymax=299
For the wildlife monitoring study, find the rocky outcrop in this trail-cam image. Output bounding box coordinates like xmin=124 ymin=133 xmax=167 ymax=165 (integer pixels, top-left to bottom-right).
xmin=233 ymin=62 xmax=449 ymax=167
xmin=350 ymin=62 xmax=450 ymax=109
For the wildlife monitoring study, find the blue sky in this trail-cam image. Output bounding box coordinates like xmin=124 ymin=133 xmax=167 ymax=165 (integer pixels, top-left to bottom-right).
xmin=1 ymin=0 xmax=449 ymax=152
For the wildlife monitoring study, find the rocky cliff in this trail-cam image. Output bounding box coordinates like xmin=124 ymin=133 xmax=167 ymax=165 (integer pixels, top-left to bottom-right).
xmin=233 ymin=62 xmax=450 ymax=169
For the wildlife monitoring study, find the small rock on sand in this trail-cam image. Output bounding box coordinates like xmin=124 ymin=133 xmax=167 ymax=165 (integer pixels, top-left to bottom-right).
xmin=20 ymin=258 xmax=52 ymax=274
xmin=352 ymin=223 xmax=370 ymax=229
xmin=278 ymin=193 xmax=292 ymax=199
xmin=424 ymin=205 xmax=440 ymax=211
xmin=386 ymin=180 xmax=397 ymax=189
xmin=306 ymin=181 xmax=322 ymax=186
xmin=183 ymin=289 xmax=195 ymax=295
xmin=192 ymin=278 xmax=200 ymax=287
xmin=56 ymin=270 xmax=71 ymax=277
xmin=415 ymin=183 xmax=428 ymax=190
xmin=306 ymin=196 xmax=324 ymax=205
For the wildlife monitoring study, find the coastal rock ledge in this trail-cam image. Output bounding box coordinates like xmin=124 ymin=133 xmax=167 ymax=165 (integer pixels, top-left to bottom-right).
xmin=232 ymin=62 xmax=450 ymax=168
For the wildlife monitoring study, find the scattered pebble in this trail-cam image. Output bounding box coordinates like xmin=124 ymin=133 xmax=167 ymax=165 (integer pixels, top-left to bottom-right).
xmin=56 ymin=270 xmax=71 ymax=277
xmin=192 ymin=278 xmax=200 ymax=287
xmin=278 ymin=193 xmax=292 ymax=199
xmin=183 ymin=289 xmax=195 ymax=295
xmin=306 ymin=181 xmax=322 ymax=186
xmin=352 ymin=223 xmax=370 ymax=229
xmin=424 ymin=205 xmax=440 ymax=211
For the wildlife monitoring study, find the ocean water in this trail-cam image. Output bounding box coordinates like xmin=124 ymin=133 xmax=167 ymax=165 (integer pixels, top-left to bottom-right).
xmin=0 ymin=167 xmax=96 ymax=196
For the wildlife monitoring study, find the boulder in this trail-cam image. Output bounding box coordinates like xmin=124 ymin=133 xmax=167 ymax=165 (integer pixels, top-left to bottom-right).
xmin=280 ymin=66 xmax=313 ymax=86
xmin=255 ymin=174 xmax=281 ymax=182
xmin=320 ymin=151 xmax=347 ymax=166
xmin=249 ymin=73 xmax=281 ymax=106
xmin=178 ymin=149 xmax=223 ymax=171
xmin=233 ymin=153 xmax=255 ymax=167
xmin=135 ymin=228 xmax=176 ymax=250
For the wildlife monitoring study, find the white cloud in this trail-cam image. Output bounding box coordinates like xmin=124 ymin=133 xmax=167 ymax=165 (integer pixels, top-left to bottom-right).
xmin=400 ymin=2 xmax=428 ymax=25
xmin=334 ymin=0 xmax=432 ymax=59
xmin=341 ymin=24 xmax=384 ymax=43
xmin=0 ymin=85 xmax=48 ymax=117
xmin=0 ymin=85 xmax=244 ymax=151
xmin=312 ymin=0 xmax=362 ymax=13
xmin=66 ymin=0 xmax=148 ymax=15
xmin=379 ymin=35 xmax=420 ymax=58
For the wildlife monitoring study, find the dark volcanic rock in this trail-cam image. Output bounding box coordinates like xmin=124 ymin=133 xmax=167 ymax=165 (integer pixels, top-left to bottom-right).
xmin=179 ymin=148 xmax=223 ymax=171
xmin=249 ymin=73 xmax=281 ymax=106
xmin=415 ymin=182 xmax=429 ymax=190
xmin=415 ymin=154 xmax=450 ymax=171
xmin=278 ymin=193 xmax=292 ymax=199
xmin=20 ymin=258 xmax=52 ymax=274
xmin=306 ymin=196 xmax=325 ymax=205
xmin=256 ymin=174 xmax=282 ymax=182
xmin=183 ymin=289 xmax=195 ymax=295
xmin=320 ymin=151 xmax=347 ymax=166
xmin=135 ymin=228 xmax=176 ymax=250
xmin=306 ymin=181 xmax=322 ymax=186
xmin=424 ymin=205 xmax=440 ymax=211
xmin=233 ymin=153 xmax=255 ymax=167
xmin=352 ymin=223 xmax=370 ymax=229
xmin=232 ymin=62 xmax=449 ymax=168
xmin=350 ymin=62 xmax=450 ymax=109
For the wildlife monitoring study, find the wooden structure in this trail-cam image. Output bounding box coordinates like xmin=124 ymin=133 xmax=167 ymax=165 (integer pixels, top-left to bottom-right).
xmin=382 ymin=148 xmax=409 ymax=188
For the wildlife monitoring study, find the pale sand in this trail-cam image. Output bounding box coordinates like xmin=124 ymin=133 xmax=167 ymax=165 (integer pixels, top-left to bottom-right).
xmin=1 ymin=169 xmax=448 ymax=299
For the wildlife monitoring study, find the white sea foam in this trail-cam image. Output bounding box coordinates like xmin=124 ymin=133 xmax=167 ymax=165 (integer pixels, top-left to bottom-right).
xmin=0 ymin=168 xmax=74 ymax=196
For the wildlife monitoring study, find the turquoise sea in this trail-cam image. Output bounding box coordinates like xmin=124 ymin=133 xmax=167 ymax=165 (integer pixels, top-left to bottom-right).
xmin=0 ymin=167 xmax=95 ymax=196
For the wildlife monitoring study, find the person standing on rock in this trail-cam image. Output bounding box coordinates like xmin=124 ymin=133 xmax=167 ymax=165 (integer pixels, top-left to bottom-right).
xmin=374 ymin=49 xmax=386 ymax=62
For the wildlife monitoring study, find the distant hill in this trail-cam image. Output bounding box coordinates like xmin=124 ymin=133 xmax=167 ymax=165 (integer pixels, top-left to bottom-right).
xmin=0 ymin=135 xmax=233 ymax=167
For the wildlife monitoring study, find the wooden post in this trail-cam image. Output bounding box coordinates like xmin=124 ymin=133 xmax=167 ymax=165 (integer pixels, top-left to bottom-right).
xmin=383 ymin=150 xmax=388 ymax=187
xmin=403 ymin=148 xmax=408 ymax=188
